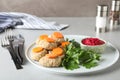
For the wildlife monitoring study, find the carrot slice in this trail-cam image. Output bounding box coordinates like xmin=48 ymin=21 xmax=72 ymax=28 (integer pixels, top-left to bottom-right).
xmin=52 ymin=47 xmax=63 ymax=56
xmin=32 ymin=47 xmax=43 ymax=53
xmin=46 ymin=47 xmax=63 ymax=58
xmin=39 ymin=34 xmax=48 ymax=40
xmin=53 ymin=32 xmax=64 ymax=38
xmin=46 ymin=53 xmax=58 ymax=59
xmin=45 ymin=37 xmax=55 ymax=42
xmin=61 ymin=41 xmax=70 ymax=47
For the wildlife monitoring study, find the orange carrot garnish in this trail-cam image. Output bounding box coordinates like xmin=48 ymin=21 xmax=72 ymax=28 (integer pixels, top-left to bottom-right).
xmin=52 ymin=47 xmax=63 ymax=56
xmin=53 ymin=32 xmax=64 ymax=38
xmin=61 ymin=41 xmax=70 ymax=47
xmin=45 ymin=37 xmax=55 ymax=42
xmin=39 ymin=34 xmax=48 ymax=40
xmin=46 ymin=47 xmax=63 ymax=58
xmin=46 ymin=53 xmax=58 ymax=59
xmin=32 ymin=47 xmax=43 ymax=53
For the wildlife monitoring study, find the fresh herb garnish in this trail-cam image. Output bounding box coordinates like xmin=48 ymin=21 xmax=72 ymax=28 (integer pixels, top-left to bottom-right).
xmin=62 ymin=39 xmax=101 ymax=70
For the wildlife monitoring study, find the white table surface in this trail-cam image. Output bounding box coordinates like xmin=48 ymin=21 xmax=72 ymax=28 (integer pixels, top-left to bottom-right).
xmin=0 ymin=17 xmax=120 ymax=80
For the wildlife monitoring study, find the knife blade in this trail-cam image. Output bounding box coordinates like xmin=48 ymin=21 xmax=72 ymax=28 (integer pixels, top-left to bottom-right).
xmin=12 ymin=34 xmax=24 ymax=65
xmin=13 ymin=38 xmax=23 ymax=65
xmin=17 ymin=34 xmax=25 ymax=64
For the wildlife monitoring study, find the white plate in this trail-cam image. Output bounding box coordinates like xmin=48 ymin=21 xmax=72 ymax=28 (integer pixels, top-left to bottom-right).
xmin=25 ymin=35 xmax=119 ymax=74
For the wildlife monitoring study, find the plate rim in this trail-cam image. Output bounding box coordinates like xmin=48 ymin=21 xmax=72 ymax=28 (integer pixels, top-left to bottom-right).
xmin=25 ymin=35 xmax=119 ymax=74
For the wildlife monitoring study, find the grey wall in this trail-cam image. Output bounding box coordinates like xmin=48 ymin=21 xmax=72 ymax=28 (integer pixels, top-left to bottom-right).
xmin=0 ymin=0 xmax=112 ymax=17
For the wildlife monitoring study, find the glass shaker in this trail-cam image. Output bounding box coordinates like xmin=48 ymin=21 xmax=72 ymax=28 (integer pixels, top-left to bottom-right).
xmin=109 ymin=0 xmax=120 ymax=31
xmin=95 ymin=5 xmax=108 ymax=34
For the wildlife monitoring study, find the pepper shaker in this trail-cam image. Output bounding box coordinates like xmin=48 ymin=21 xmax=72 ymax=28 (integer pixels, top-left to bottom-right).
xmin=95 ymin=5 xmax=108 ymax=34
xmin=109 ymin=0 xmax=120 ymax=31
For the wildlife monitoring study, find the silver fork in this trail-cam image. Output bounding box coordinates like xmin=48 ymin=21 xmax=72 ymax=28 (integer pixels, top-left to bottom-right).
xmin=1 ymin=36 xmax=22 ymax=69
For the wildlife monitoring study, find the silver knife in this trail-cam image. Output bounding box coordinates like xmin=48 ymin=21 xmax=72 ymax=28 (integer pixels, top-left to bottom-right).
xmin=13 ymin=37 xmax=23 ymax=65
xmin=17 ymin=34 xmax=25 ymax=64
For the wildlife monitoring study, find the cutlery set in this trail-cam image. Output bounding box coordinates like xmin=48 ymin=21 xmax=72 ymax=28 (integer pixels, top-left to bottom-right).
xmin=1 ymin=29 xmax=24 ymax=69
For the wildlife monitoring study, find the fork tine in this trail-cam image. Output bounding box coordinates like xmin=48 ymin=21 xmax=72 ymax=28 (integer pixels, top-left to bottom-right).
xmin=1 ymin=37 xmax=6 ymax=47
xmin=5 ymin=29 xmax=14 ymax=40
xmin=6 ymin=29 xmax=10 ymax=39
xmin=5 ymin=37 xmax=10 ymax=45
xmin=5 ymin=29 xmax=10 ymax=39
xmin=1 ymin=38 xmax=4 ymax=47
xmin=8 ymin=29 xmax=12 ymax=37
xmin=1 ymin=36 xmax=9 ymax=47
xmin=2 ymin=38 xmax=5 ymax=47
xmin=1 ymin=29 xmax=14 ymax=48
xmin=5 ymin=29 xmax=7 ymax=39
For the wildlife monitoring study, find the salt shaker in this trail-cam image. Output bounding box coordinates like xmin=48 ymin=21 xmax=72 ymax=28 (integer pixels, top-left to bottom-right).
xmin=109 ymin=0 xmax=120 ymax=31
xmin=95 ymin=5 xmax=108 ymax=34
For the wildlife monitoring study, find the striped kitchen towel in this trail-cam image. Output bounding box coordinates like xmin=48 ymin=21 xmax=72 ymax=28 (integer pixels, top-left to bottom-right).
xmin=0 ymin=12 xmax=69 ymax=31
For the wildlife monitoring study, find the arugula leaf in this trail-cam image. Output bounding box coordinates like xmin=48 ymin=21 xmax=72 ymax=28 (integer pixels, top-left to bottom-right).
xmin=82 ymin=61 xmax=98 ymax=69
xmin=62 ymin=58 xmax=80 ymax=70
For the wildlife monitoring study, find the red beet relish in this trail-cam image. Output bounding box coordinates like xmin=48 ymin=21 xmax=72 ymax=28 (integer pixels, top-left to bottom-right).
xmin=82 ymin=38 xmax=105 ymax=46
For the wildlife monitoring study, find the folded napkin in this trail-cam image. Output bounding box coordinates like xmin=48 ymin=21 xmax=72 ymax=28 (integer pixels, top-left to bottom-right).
xmin=0 ymin=13 xmax=23 ymax=33
xmin=0 ymin=12 xmax=69 ymax=32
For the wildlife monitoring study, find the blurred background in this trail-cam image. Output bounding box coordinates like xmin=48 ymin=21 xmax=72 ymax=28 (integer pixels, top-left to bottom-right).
xmin=0 ymin=0 xmax=112 ymax=17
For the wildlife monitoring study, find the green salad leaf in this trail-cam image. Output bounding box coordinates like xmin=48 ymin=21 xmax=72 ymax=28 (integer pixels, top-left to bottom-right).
xmin=62 ymin=39 xmax=101 ymax=70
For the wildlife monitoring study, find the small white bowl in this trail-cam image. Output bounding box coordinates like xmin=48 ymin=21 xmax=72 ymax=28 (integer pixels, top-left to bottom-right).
xmin=80 ymin=37 xmax=106 ymax=53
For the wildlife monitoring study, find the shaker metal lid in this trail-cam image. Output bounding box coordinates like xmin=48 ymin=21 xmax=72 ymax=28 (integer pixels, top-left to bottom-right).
xmin=97 ymin=5 xmax=108 ymax=12
xmin=111 ymin=0 xmax=120 ymax=11
xmin=97 ymin=5 xmax=108 ymax=17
